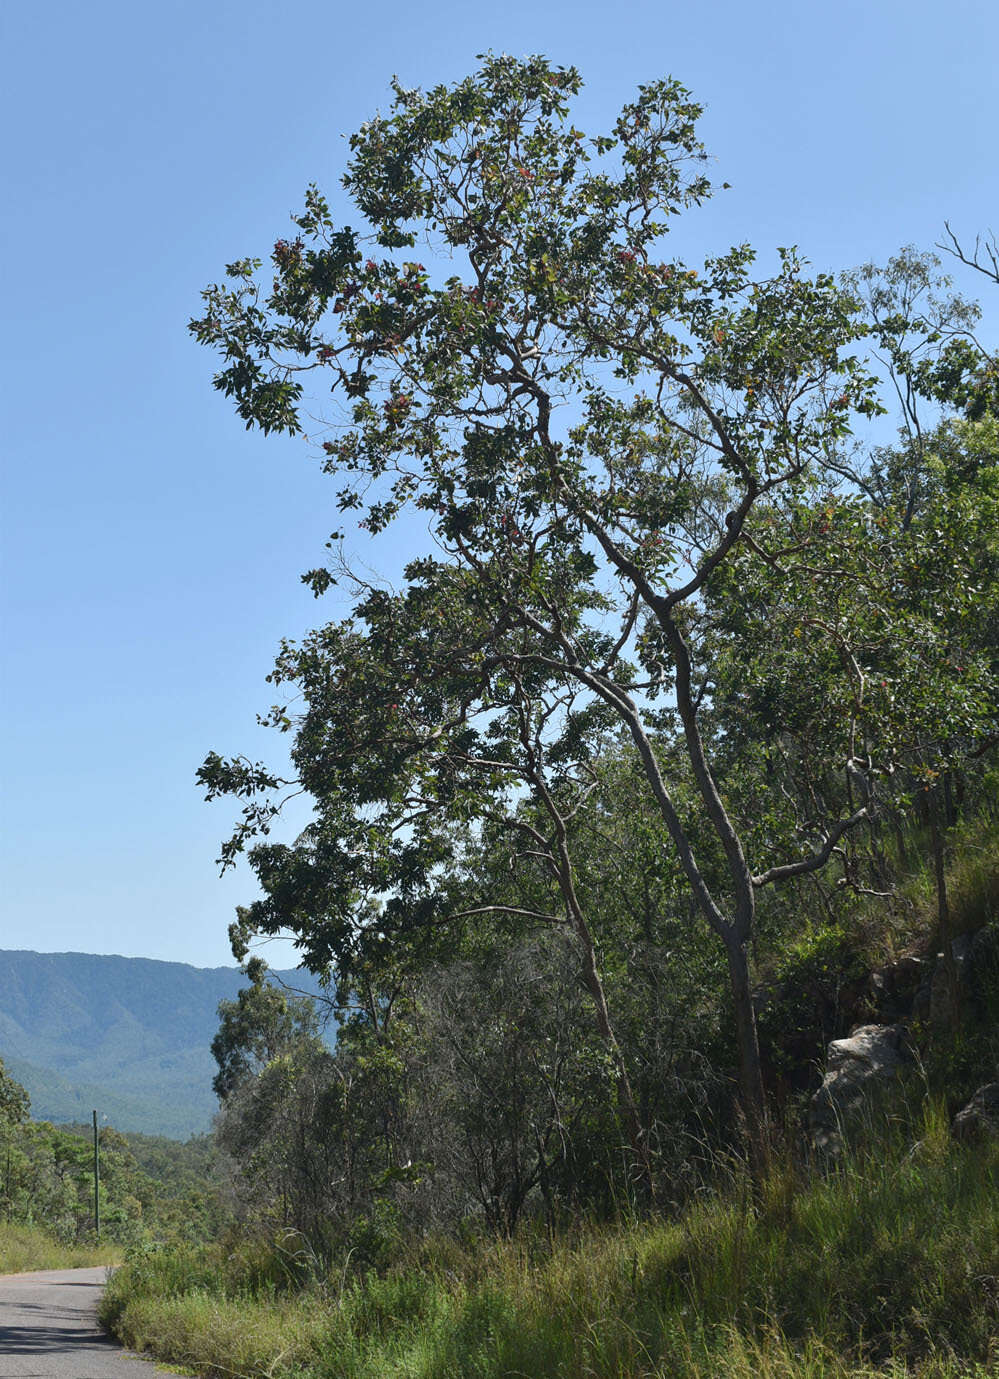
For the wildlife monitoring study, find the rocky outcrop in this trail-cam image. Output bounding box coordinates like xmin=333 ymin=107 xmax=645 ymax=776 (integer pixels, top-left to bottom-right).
xmin=966 ymin=924 xmax=999 ymax=1015
xmin=952 ymin=1083 xmax=999 ymax=1143
xmin=865 ymin=956 xmax=926 ymax=1023
xmin=810 ymin=1024 xmax=910 ymax=1153
xmin=911 ymin=923 xmax=997 ymax=1026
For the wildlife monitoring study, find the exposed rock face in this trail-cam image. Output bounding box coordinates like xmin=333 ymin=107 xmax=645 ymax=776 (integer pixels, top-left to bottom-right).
xmin=952 ymin=1083 xmax=999 ymax=1143
xmin=810 ymin=1024 xmax=909 ymax=1153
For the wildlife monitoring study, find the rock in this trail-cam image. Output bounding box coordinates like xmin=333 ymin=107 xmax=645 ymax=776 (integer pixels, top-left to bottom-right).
xmin=867 ymin=956 xmax=926 ymax=1021
xmin=967 ymin=924 xmax=999 ymax=1015
xmin=952 ymin=1083 xmax=999 ymax=1143
xmin=929 ymin=932 xmax=975 ymax=1027
xmin=810 ymin=1024 xmax=909 ymax=1153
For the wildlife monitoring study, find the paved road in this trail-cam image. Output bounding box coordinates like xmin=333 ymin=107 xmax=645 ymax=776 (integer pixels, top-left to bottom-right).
xmin=0 ymin=1268 xmax=156 ymax=1378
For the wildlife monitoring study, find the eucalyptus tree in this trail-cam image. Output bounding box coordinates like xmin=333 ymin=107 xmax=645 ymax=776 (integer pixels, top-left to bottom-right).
xmin=914 ymin=226 xmax=999 ymax=423
xmin=698 ymin=360 xmax=997 ymax=1029
xmin=828 ymin=241 xmax=999 ymax=997
xmin=700 ymin=474 xmax=996 ymax=862
xmin=194 ymin=55 xmax=881 ymax=1172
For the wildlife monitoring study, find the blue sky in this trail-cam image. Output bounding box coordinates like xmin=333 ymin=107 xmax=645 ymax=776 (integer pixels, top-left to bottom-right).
xmin=2 ymin=0 xmax=996 ymax=969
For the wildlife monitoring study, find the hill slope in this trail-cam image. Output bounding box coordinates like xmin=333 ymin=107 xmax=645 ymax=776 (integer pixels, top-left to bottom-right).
xmin=0 ymin=950 xmax=330 ymax=1138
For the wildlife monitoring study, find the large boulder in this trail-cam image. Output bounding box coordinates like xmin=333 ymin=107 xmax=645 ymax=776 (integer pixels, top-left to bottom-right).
xmin=810 ymin=1024 xmax=909 ymax=1153
xmin=952 ymin=1083 xmax=999 ymax=1143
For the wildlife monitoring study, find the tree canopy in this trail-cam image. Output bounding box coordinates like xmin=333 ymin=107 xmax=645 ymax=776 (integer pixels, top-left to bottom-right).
xmin=193 ymin=55 xmax=995 ymax=1175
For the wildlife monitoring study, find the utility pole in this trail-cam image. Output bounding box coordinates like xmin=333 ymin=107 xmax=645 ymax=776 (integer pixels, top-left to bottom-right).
xmin=92 ymin=1109 xmax=100 ymax=1240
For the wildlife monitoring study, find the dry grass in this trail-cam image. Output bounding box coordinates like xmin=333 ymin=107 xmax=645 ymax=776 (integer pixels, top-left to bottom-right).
xmin=0 ymin=1222 xmax=119 ymax=1274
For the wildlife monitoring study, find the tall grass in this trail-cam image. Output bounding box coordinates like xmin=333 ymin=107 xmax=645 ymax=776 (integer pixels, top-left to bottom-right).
xmin=887 ymin=809 xmax=999 ymax=951
xmin=0 ymin=1222 xmax=119 ymax=1274
xmin=101 ymin=1123 xmax=998 ymax=1379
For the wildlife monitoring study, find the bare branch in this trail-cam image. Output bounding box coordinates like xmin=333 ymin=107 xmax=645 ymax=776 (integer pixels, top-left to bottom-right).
xmin=752 ymin=806 xmax=869 ymax=888
xmin=939 ymin=222 xmax=999 ymax=286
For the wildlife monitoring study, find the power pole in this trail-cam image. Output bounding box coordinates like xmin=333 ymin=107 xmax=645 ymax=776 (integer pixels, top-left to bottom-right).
xmin=92 ymin=1109 xmax=100 ymax=1240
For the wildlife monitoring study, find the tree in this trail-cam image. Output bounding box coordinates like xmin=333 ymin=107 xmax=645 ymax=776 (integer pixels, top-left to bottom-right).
xmin=0 ymin=1058 xmax=29 ymax=1129
xmin=833 ymin=243 xmax=999 ymax=1017
xmin=922 ymin=226 xmax=999 ymax=421
xmin=1 ymin=1059 xmax=29 ymax=1225
xmin=413 ymin=931 xmax=617 ymax=1233
xmin=211 ymin=965 xmax=341 ymax=1240
xmin=194 ymin=55 xmax=883 ymax=1174
xmin=208 ymin=576 xmax=657 ymax=1190
xmin=211 ymin=957 xmax=321 ymax=1100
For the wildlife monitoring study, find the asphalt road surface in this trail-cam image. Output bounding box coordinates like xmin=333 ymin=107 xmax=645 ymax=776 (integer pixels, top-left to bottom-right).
xmin=0 ymin=1268 xmax=155 ymax=1378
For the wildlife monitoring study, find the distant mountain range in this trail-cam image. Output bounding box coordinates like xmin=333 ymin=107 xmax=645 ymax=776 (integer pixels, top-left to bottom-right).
xmin=0 ymin=949 xmax=331 ymax=1139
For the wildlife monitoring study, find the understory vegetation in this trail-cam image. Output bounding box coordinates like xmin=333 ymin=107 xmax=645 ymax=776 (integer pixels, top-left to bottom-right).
xmin=93 ymin=801 xmax=999 ymax=1377
xmin=101 ymin=1121 xmax=998 ymax=1378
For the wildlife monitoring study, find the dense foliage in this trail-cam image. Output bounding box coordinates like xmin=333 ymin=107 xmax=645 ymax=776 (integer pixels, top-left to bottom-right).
xmin=193 ymin=54 xmax=914 ymax=1175
xmin=191 ymin=52 xmax=996 ymax=1206
xmin=103 ymin=1121 xmax=999 ymax=1378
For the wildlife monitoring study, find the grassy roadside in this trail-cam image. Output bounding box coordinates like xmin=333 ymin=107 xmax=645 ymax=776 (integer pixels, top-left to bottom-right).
xmin=0 ymin=1222 xmax=120 ymax=1274
xmin=99 ymin=824 xmax=999 ymax=1378
xmin=100 ymin=1119 xmax=998 ymax=1379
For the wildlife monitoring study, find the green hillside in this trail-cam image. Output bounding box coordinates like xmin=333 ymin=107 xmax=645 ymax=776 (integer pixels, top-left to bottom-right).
xmin=3 ymin=1053 xmax=205 ymax=1141
xmin=0 ymin=950 xmax=331 ymax=1137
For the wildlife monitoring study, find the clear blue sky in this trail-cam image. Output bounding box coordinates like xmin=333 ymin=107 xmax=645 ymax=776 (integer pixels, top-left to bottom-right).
xmin=2 ymin=0 xmax=996 ymax=970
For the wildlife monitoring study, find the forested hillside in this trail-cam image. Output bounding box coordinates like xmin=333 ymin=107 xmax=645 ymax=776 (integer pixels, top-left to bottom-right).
xmin=0 ymin=951 xmax=330 ymax=1136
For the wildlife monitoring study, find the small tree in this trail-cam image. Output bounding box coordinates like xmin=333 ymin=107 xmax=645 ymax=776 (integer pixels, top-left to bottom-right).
xmin=212 ymin=957 xmax=321 ymax=1100
xmin=195 ymin=56 xmax=883 ymax=1173
xmin=0 ymin=1058 xmax=29 ymax=1129
xmin=208 ymin=571 xmax=656 ymax=1188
